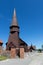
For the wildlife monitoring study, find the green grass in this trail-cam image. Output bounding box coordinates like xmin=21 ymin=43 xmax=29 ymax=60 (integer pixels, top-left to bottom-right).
xmin=0 ymin=56 xmax=7 ymax=61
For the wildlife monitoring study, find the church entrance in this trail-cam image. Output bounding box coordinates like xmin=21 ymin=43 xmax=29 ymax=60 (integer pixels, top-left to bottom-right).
xmin=9 ymin=47 xmax=11 ymax=50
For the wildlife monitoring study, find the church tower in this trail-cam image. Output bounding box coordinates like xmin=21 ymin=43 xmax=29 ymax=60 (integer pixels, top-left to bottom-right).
xmin=6 ymin=9 xmax=19 ymax=50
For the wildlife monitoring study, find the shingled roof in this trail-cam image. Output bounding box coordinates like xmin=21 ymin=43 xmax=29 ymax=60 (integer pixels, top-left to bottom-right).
xmin=11 ymin=8 xmax=18 ymax=26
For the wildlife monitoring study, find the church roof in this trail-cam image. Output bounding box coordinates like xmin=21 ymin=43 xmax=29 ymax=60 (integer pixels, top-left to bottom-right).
xmin=19 ymin=38 xmax=28 ymax=46
xmin=11 ymin=8 xmax=18 ymax=26
xmin=0 ymin=40 xmax=3 ymax=44
xmin=29 ymin=44 xmax=36 ymax=50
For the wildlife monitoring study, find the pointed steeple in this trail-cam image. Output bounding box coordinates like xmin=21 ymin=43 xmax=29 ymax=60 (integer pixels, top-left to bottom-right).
xmin=11 ymin=8 xmax=18 ymax=26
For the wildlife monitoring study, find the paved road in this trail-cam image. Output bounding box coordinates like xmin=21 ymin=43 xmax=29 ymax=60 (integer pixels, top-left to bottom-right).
xmin=0 ymin=53 xmax=43 ymax=65
xmin=29 ymin=53 xmax=43 ymax=65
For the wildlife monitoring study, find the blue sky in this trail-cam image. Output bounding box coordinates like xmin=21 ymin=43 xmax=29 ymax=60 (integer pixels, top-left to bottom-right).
xmin=0 ymin=0 xmax=43 ymax=49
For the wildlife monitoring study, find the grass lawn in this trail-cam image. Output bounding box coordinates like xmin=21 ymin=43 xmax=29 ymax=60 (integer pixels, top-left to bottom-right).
xmin=0 ymin=56 xmax=7 ymax=61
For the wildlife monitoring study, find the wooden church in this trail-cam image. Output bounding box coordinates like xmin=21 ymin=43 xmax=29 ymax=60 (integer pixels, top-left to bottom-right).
xmin=6 ymin=9 xmax=28 ymax=52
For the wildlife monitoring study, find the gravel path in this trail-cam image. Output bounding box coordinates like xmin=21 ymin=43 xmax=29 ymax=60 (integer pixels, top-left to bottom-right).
xmin=0 ymin=53 xmax=43 ymax=65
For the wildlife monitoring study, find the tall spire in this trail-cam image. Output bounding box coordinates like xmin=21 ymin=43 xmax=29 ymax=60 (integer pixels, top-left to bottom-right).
xmin=11 ymin=8 xmax=18 ymax=26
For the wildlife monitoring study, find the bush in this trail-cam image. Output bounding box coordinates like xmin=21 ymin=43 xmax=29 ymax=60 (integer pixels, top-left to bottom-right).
xmin=38 ymin=49 xmax=42 ymax=53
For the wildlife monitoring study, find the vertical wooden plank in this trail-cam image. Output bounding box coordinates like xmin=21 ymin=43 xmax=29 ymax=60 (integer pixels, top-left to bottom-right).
xmin=20 ymin=48 xmax=24 ymax=58
xmin=11 ymin=48 xmax=16 ymax=58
